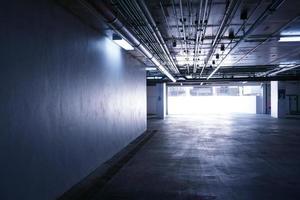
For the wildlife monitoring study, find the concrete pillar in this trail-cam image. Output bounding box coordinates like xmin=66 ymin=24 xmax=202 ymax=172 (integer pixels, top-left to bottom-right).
xmin=156 ymin=83 xmax=166 ymax=119
xmin=256 ymin=96 xmax=263 ymax=114
xmin=271 ymin=81 xmax=287 ymax=118
xmin=261 ymin=83 xmax=269 ymax=114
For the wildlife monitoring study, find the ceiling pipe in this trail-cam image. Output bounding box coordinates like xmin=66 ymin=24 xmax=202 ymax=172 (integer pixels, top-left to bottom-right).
xmin=202 ymin=0 xmax=263 ymax=77
xmin=136 ymin=0 xmax=180 ymax=74
xmin=118 ymin=0 xmax=178 ymax=75
xmin=266 ymin=65 xmax=300 ymax=76
xmin=117 ymin=0 xmax=170 ymax=64
xmin=234 ymin=16 xmax=300 ymax=65
xmin=195 ymin=0 xmax=213 ymax=71
xmin=148 ymin=75 xmax=300 ymax=84
xmin=192 ymin=0 xmax=205 ymax=73
xmin=207 ymin=0 xmax=286 ymax=80
xmin=179 ymin=0 xmax=189 ymax=73
xmin=212 ymin=0 xmax=241 ymax=48
xmin=171 ymin=0 xmax=184 ymax=51
xmin=201 ymin=0 xmax=241 ymax=75
xmin=88 ymin=0 xmax=176 ymax=82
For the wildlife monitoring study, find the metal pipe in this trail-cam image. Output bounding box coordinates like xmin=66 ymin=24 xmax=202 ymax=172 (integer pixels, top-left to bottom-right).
xmin=171 ymin=0 xmax=184 ymax=52
xmin=212 ymin=0 xmax=239 ymax=47
xmin=197 ymin=0 xmax=212 ymax=71
xmin=179 ymin=0 xmax=189 ymax=72
xmin=202 ymin=0 xmax=241 ymax=74
xmin=88 ymin=0 xmax=176 ymax=82
xmin=193 ymin=0 xmax=210 ymax=73
xmin=234 ymin=17 xmax=299 ymax=65
xmin=200 ymin=0 xmax=262 ymax=77
xmin=119 ymin=0 xmax=167 ymax=62
xmin=207 ymin=0 xmax=286 ymax=80
xmin=117 ymin=0 xmax=173 ymax=68
xmin=159 ymin=2 xmax=179 ymax=73
xmin=118 ymin=0 xmax=176 ymax=74
xmin=136 ymin=0 xmax=180 ymax=74
xmin=151 ymin=76 xmax=300 ymax=84
xmin=187 ymin=0 xmax=193 ymax=51
xmin=268 ymin=65 xmax=300 ymax=76
xmin=122 ymin=0 xmax=176 ymax=73
xmin=202 ymin=0 xmax=263 ymax=77
xmin=192 ymin=0 xmax=204 ymax=73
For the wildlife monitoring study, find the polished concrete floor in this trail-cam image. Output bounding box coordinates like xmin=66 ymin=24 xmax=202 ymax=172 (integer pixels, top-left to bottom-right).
xmin=92 ymin=114 xmax=300 ymax=200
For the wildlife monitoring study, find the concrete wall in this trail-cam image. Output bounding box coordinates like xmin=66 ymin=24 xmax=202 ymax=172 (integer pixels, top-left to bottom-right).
xmin=147 ymin=86 xmax=157 ymax=115
xmin=256 ymin=96 xmax=264 ymax=114
xmin=0 ymin=1 xmax=146 ymax=199
xmin=156 ymin=83 xmax=167 ymax=119
xmin=271 ymin=81 xmax=300 ymax=118
xmin=284 ymin=81 xmax=300 ymax=114
xmin=147 ymin=84 xmax=166 ymax=118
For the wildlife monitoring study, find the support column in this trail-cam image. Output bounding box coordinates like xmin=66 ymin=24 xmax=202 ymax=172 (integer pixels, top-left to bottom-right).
xmin=271 ymin=81 xmax=287 ymax=118
xmin=156 ymin=83 xmax=166 ymax=119
xmin=261 ymin=83 xmax=268 ymax=114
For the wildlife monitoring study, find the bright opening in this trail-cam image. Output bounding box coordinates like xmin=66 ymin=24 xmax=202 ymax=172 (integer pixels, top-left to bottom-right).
xmin=168 ymin=85 xmax=263 ymax=115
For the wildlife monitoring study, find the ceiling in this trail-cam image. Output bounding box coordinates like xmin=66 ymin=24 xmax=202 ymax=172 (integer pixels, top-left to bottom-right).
xmin=104 ymin=0 xmax=300 ymax=82
xmin=62 ymin=0 xmax=300 ymax=83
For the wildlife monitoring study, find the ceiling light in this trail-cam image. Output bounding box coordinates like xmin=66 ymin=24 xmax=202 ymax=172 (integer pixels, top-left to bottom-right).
xmin=278 ymin=36 xmax=300 ymax=42
xmin=145 ymin=67 xmax=157 ymax=71
xmin=147 ymin=76 xmax=162 ymax=80
xmin=112 ymin=34 xmax=134 ymax=50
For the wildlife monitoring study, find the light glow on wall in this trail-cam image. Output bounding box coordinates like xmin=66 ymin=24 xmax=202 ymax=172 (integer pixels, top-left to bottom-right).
xmin=112 ymin=34 xmax=134 ymax=50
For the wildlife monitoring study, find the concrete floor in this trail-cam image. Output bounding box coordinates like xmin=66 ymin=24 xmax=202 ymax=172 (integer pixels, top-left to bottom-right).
xmin=92 ymin=114 xmax=300 ymax=200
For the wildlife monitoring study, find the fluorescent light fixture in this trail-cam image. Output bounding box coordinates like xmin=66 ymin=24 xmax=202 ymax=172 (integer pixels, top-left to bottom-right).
xmin=280 ymin=31 xmax=300 ymax=36
xmin=145 ymin=67 xmax=157 ymax=71
xmin=154 ymin=61 xmax=176 ymax=82
xmin=278 ymin=64 xmax=294 ymax=68
xmin=112 ymin=34 xmax=176 ymax=82
xmin=112 ymin=34 xmax=134 ymax=50
xmin=278 ymin=36 xmax=300 ymax=42
xmin=147 ymin=76 xmax=162 ymax=79
xmin=268 ymin=64 xmax=300 ymax=76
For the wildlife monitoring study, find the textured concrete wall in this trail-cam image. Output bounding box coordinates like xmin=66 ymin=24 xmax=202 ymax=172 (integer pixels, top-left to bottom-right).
xmin=0 ymin=0 xmax=146 ymax=199
xmin=271 ymin=81 xmax=287 ymax=118
xmin=156 ymin=83 xmax=167 ymax=119
xmin=147 ymin=86 xmax=158 ymax=115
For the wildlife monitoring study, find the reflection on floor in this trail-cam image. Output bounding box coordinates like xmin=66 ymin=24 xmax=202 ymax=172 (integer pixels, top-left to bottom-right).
xmin=92 ymin=114 xmax=300 ymax=200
